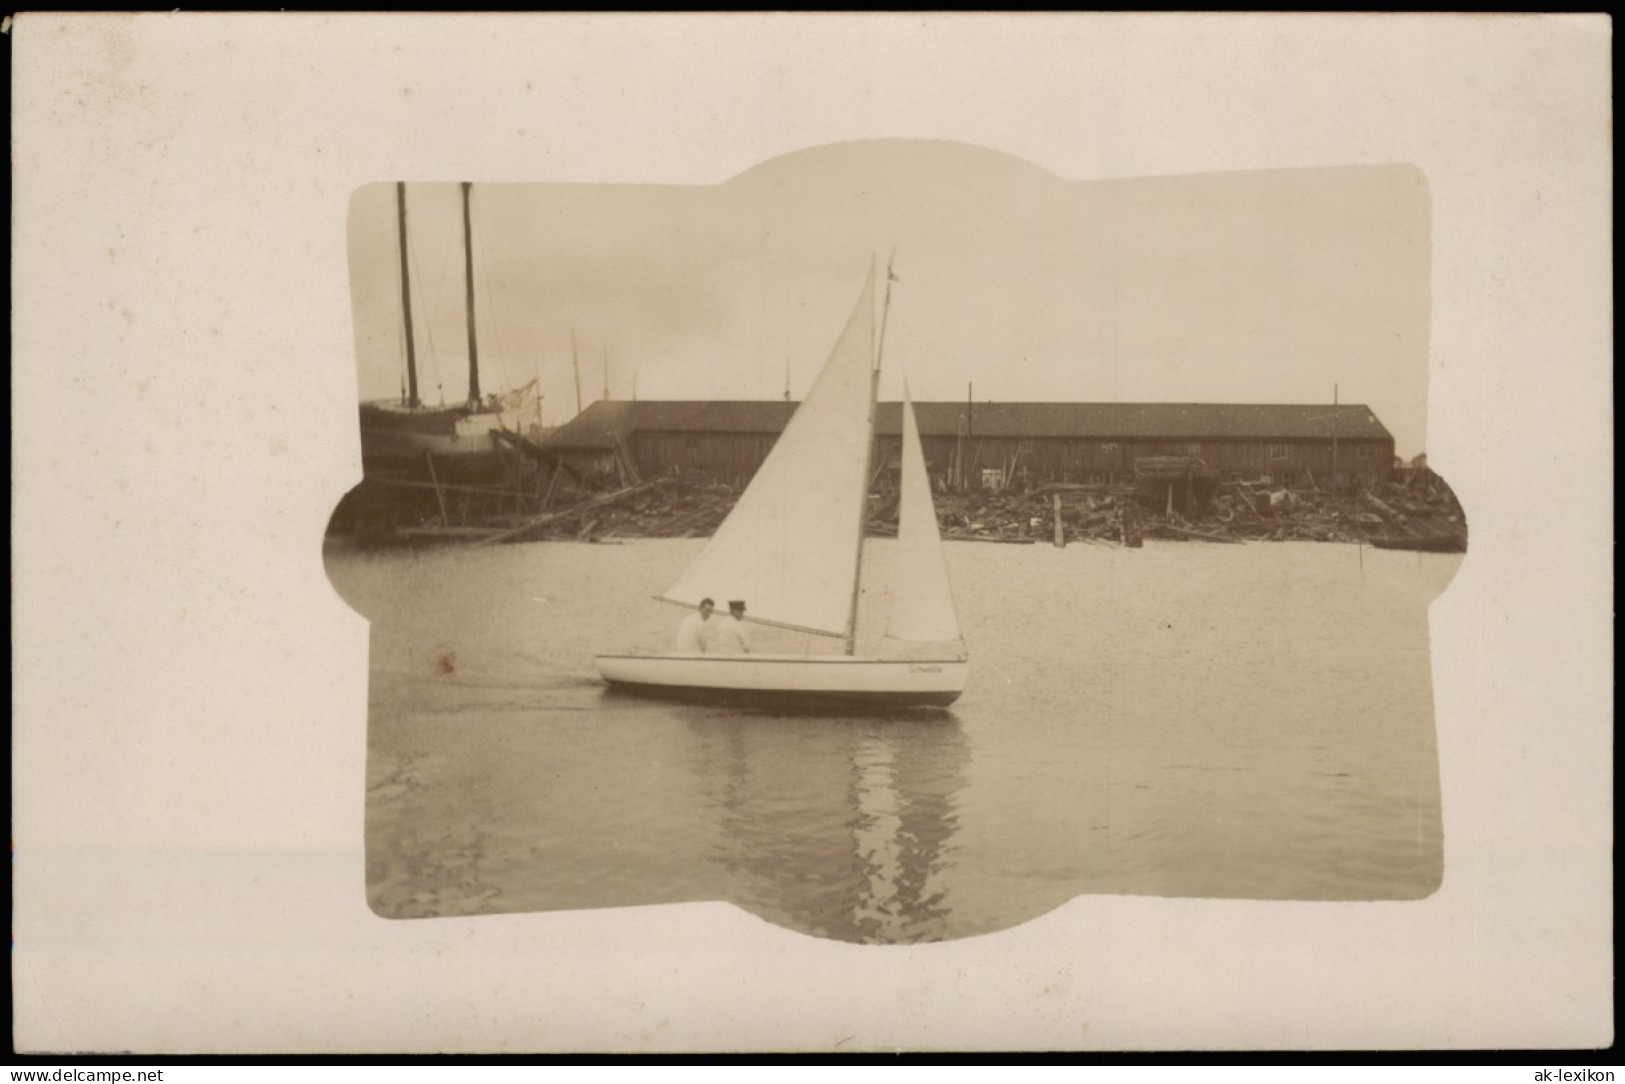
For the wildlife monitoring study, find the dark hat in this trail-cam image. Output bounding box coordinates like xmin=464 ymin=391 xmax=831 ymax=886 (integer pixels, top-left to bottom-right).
xmin=728 ymin=599 xmax=746 ymax=611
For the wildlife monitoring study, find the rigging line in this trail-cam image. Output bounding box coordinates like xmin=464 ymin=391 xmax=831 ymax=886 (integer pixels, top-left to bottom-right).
xmin=474 ymin=209 xmax=516 ymax=395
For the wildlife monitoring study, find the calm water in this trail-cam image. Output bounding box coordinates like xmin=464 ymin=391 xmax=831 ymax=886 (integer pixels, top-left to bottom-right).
xmin=326 ymin=536 xmax=1461 ymax=944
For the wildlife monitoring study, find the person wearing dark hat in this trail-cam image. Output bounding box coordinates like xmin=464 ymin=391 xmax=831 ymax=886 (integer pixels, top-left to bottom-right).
xmin=673 ymin=597 xmax=716 ymax=653
xmin=709 ymin=599 xmax=752 ymax=654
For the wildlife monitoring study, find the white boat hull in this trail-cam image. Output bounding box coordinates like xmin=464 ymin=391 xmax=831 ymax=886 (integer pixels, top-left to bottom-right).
xmin=594 ymin=653 xmax=968 ymax=710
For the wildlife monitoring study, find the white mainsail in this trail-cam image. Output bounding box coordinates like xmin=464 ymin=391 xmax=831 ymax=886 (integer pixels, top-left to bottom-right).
xmin=885 ymin=382 xmax=963 ymax=645
xmin=661 ymin=266 xmax=878 ymax=637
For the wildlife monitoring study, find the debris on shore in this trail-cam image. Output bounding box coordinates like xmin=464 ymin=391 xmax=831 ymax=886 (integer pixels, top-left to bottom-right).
xmin=333 ymin=464 xmax=1466 ymax=552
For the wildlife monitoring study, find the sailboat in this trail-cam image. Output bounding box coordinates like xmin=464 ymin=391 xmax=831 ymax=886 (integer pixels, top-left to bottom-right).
xmin=595 ymin=263 xmax=969 ymax=710
xmin=358 ymin=181 xmax=542 ymax=482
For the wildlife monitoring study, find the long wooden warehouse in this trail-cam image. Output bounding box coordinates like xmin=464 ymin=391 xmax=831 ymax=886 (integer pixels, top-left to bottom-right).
xmin=543 ymin=400 xmax=1396 ymax=491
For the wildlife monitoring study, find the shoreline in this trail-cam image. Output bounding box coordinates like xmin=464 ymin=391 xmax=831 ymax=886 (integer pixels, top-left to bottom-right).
xmin=329 ymin=471 xmax=1467 ymax=553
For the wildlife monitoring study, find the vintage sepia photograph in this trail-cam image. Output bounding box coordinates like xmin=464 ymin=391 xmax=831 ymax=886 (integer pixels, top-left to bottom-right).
xmin=326 ymin=142 xmax=1467 ymax=943
xmin=12 ymin=12 xmax=1609 ymax=1056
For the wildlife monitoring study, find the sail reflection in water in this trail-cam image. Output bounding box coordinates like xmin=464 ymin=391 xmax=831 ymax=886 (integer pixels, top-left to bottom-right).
xmin=682 ymin=713 xmax=967 ymax=944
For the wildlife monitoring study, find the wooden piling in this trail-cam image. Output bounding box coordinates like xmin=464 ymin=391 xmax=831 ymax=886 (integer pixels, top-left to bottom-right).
xmin=1053 ymin=493 xmax=1065 ymax=548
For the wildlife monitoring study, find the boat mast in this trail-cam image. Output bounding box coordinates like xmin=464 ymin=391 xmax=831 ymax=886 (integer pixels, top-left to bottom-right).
xmin=844 ymin=256 xmax=895 ymax=656
xmin=461 ymin=181 xmax=481 ymax=405
xmin=571 ymin=329 xmax=583 ymax=416
xmin=396 ymin=182 xmax=420 ymax=408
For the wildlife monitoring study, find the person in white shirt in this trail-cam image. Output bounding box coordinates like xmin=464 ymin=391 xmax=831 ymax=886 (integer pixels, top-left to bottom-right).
xmin=709 ymin=599 xmax=752 ymax=654
xmin=674 ymin=598 xmax=716 ymax=653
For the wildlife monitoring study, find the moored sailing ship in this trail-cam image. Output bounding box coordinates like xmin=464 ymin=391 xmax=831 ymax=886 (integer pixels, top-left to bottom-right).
xmin=358 ymin=181 xmax=542 ymax=484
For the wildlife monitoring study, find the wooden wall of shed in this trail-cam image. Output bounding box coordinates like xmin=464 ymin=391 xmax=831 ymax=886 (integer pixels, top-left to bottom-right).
xmin=632 ymin=431 xmax=783 ymax=487
xmin=556 ymin=450 xmax=619 ymax=481
xmin=1191 ymin=438 xmax=1395 ymax=484
xmin=916 ymin=436 xmax=1393 ymax=487
xmin=625 ymin=431 xmax=1394 ymax=491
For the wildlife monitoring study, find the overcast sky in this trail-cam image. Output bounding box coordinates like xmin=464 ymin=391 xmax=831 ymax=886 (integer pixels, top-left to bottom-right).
xmin=348 ymin=140 xmax=1431 ymax=455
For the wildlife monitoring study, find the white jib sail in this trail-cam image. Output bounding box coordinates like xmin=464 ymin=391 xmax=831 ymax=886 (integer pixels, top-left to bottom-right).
xmin=661 ymin=267 xmax=877 ymax=637
xmin=885 ymin=381 xmax=963 ymax=644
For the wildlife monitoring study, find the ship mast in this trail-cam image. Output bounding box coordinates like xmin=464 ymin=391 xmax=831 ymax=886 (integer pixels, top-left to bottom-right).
xmin=844 ymin=255 xmax=896 ymax=656
xmin=396 ymin=182 xmax=420 ymax=408
xmin=461 ymin=181 xmax=481 ymax=405
xmin=571 ymin=329 xmax=583 ymax=416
